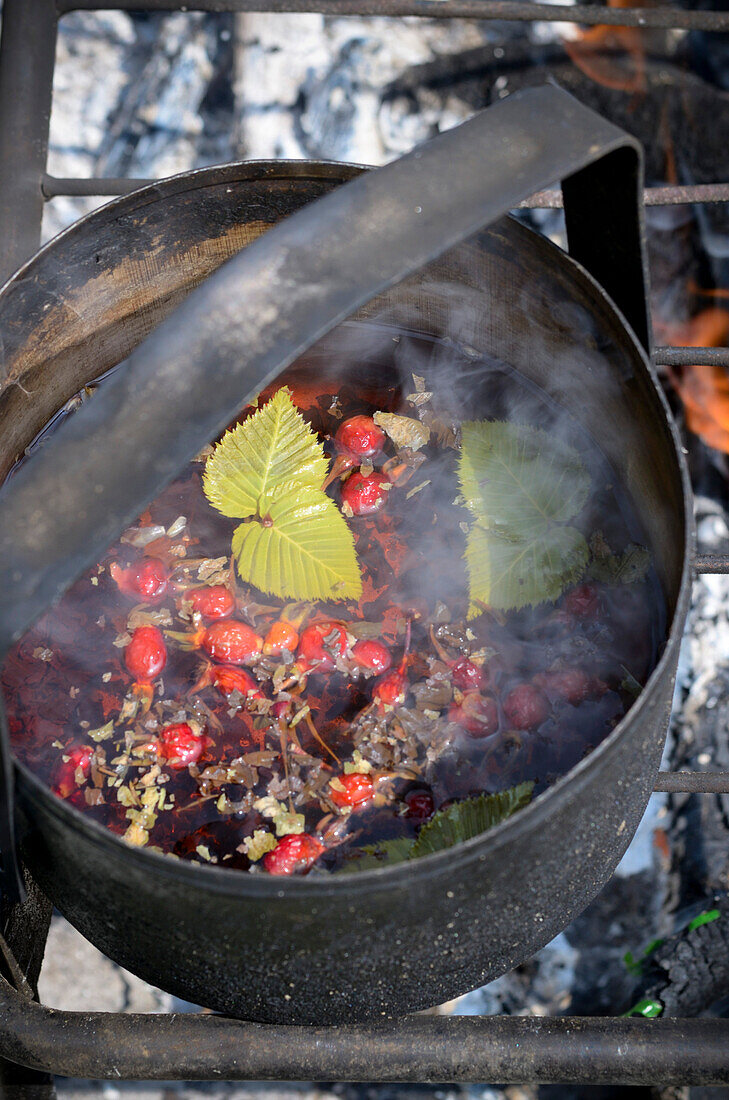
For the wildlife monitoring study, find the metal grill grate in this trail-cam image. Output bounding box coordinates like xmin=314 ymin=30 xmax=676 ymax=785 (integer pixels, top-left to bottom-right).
xmin=2 ymin=0 xmax=729 ymax=1087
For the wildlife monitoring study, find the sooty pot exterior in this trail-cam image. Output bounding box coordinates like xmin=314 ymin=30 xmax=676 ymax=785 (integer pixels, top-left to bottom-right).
xmin=0 ymin=163 xmax=690 ymax=1023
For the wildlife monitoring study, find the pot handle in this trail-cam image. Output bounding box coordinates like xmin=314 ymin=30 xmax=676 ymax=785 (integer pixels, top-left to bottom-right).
xmin=0 ymin=84 xmax=648 ymax=902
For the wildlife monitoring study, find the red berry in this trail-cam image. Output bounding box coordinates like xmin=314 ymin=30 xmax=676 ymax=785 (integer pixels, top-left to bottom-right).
xmin=503 ymin=684 xmax=549 ymax=730
xmin=271 ymin=699 xmax=291 ymax=719
xmin=111 ymin=558 xmax=168 ymax=602
xmin=534 ymin=668 xmax=592 ymax=705
xmin=160 ymin=722 xmax=203 ymax=769
xmin=404 ymin=788 xmax=435 ymax=821
xmin=451 ymin=657 xmax=485 ymax=693
xmin=449 ymin=693 xmax=499 ymax=737
xmin=329 ymin=772 xmax=375 ymax=809
xmin=373 ymin=669 xmax=408 ymax=708
xmin=55 ymin=745 xmax=94 ymax=799
xmin=352 ymin=639 xmax=392 ymax=675
xmin=187 ymin=585 xmax=235 ymax=620
xmin=263 ymin=620 xmax=300 ymax=657
xmin=335 ymin=415 xmax=386 ymax=458
xmin=297 ymin=621 xmax=348 ymax=671
xmin=341 ymin=471 xmax=389 ymax=516
xmin=124 ymin=626 xmax=167 ymax=682
xmin=203 ymin=621 xmax=262 ymax=665
xmin=211 ymin=665 xmax=262 ymax=701
xmin=563 ymin=583 xmax=599 ymax=619
xmin=263 ymin=833 xmax=325 ymax=875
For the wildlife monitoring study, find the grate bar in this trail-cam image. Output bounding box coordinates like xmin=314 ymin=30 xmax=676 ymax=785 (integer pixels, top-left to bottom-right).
xmin=57 ymin=0 xmax=729 ymax=33
xmin=0 ymin=0 xmax=58 ymax=285
xmin=654 ymin=346 xmax=729 ymax=369
xmin=694 ymin=553 xmax=729 ymax=574
xmin=0 ymin=974 xmax=728 ymax=1086
xmin=43 ymin=176 xmax=729 ymax=208
xmin=655 ymin=772 xmax=729 ymax=794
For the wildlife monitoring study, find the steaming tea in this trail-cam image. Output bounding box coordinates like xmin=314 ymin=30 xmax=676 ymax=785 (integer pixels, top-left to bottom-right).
xmin=1 ymin=322 xmax=665 ymax=875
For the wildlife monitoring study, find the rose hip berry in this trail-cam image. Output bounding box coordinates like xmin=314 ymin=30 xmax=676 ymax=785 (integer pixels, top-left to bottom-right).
xmin=373 ymin=669 xmax=408 ymax=708
xmin=335 ymin=415 xmax=386 ymax=458
xmin=160 ymin=722 xmax=203 ymax=768
xmin=451 ymin=657 xmax=486 ymax=693
xmin=203 ymin=621 xmax=263 ymax=665
xmin=187 ymin=585 xmax=235 ymax=620
xmin=563 ymin=583 xmax=599 ymax=619
xmin=263 ymin=833 xmax=325 ymax=875
xmin=341 ymin=471 xmax=389 ymax=516
xmin=211 ymin=665 xmax=262 ymax=701
xmin=111 ymin=558 xmax=168 ymax=602
xmin=124 ymin=626 xmax=167 ymax=682
xmin=263 ymin=620 xmax=300 ymax=657
xmin=449 ymin=693 xmax=499 ymax=738
xmin=534 ymin=668 xmax=607 ymax=706
xmin=404 ymin=788 xmax=435 ymax=821
xmin=297 ymin=621 xmax=348 ymax=671
xmin=503 ymin=683 xmax=549 ymax=730
xmin=352 ymin=639 xmax=392 ymax=675
xmin=329 ymin=771 xmax=376 ymax=810
xmin=55 ymin=744 xmax=94 ymax=798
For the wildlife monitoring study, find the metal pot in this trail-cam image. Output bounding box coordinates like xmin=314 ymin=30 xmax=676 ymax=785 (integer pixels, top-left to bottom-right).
xmin=0 ymin=86 xmax=691 ymax=1024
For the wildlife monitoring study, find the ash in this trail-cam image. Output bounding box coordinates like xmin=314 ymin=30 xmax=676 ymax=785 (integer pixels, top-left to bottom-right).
xmin=19 ymin=7 xmax=729 ymax=1099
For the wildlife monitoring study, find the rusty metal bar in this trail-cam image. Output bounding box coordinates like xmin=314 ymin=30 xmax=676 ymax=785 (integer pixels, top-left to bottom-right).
xmin=0 ymin=973 xmax=728 ymax=1086
xmin=0 ymin=0 xmax=58 ymax=285
xmin=518 ymin=183 xmax=729 ymax=209
xmin=654 ymin=347 xmax=729 ymax=369
xmin=655 ymin=772 xmax=729 ymax=794
xmin=56 ymin=0 xmax=729 ymax=32
xmin=45 ymin=176 xmax=729 ymax=208
xmin=42 ymin=175 xmax=155 ymax=198
xmin=694 ymin=554 xmax=729 ymax=575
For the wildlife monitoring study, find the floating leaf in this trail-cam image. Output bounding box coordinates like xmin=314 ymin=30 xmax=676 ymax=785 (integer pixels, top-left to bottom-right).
xmin=339 ymin=837 xmax=415 ymax=872
xmin=338 ymin=784 xmax=533 ymax=872
xmin=465 ymin=523 xmax=588 ymax=616
xmin=204 ymin=389 xmax=361 ymax=602
xmin=232 ymin=485 xmax=361 ymax=602
xmin=459 ymin=421 xmax=590 ymax=535
xmin=373 ymin=411 xmax=430 ymax=451
xmin=588 ymin=531 xmax=650 ymax=585
xmin=411 ymin=782 xmax=534 ymax=858
xmin=203 ymin=388 xmax=328 ymax=519
xmin=458 ymin=421 xmax=591 ymax=613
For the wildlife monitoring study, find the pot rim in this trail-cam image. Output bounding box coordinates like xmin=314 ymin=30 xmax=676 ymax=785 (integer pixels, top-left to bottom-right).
xmin=5 ymin=158 xmax=694 ymax=895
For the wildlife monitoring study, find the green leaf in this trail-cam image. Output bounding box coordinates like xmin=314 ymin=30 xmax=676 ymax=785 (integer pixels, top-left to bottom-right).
xmin=203 ymin=389 xmax=361 ymax=602
xmin=203 ymin=388 xmax=328 ymax=519
xmin=411 ymin=782 xmax=534 ymax=858
xmin=338 ymin=837 xmax=415 ymax=873
xmin=459 ymin=421 xmax=590 ymax=535
xmin=588 ymin=531 xmax=651 ymax=585
xmin=458 ymin=421 xmax=591 ymax=612
xmin=232 ymin=484 xmax=362 ymax=602
xmin=465 ymin=522 xmax=588 ymax=616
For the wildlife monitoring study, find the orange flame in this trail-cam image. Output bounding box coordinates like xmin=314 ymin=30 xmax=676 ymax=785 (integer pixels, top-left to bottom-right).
xmin=563 ymin=0 xmax=646 ymax=94
xmin=659 ymin=307 xmax=729 ymax=454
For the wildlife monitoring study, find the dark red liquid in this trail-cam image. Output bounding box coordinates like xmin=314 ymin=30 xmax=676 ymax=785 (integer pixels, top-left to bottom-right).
xmin=0 ymin=323 xmax=666 ymax=874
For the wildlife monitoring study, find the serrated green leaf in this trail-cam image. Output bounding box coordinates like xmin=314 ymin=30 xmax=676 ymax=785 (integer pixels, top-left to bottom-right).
xmin=203 ymin=388 xmax=328 ymax=519
xmin=588 ymin=531 xmax=651 ymax=585
xmin=411 ymin=782 xmax=534 ymax=859
xmin=203 ymin=389 xmax=361 ymax=602
xmin=465 ymin=522 xmax=589 ymax=616
xmin=459 ymin=421 xmax=590 ymax=535
xmin=338 ymin=837 xmax=415 ymax=873
xmin=458 ymin=421 xmax=591 ymax=612
xmin=232 ymin=484 xmax=362 ymax=602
